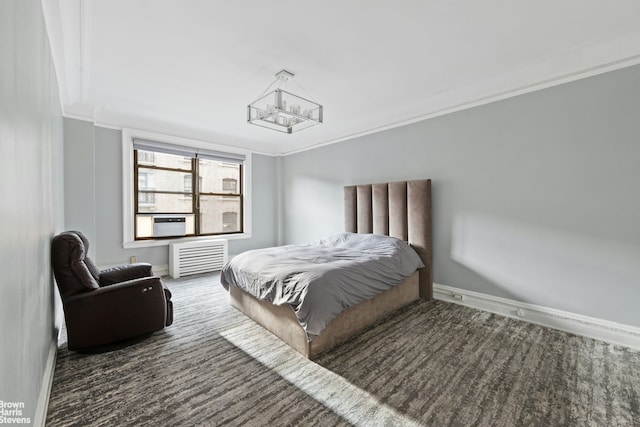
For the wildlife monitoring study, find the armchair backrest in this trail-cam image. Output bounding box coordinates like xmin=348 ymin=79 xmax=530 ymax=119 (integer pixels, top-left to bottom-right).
xmin=51 ymin=231 xmax=102 ymax=299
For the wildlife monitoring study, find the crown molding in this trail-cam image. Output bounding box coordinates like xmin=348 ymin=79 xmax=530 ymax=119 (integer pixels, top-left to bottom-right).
xmin=61 ymin=53 xmax=640 ymax=158
xmin=277 ymin=54 xmax=640 ymax=156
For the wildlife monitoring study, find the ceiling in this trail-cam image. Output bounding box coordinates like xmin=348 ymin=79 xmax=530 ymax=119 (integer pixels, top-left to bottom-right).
xmin=44 ymin=0 xmax=640 ymax=155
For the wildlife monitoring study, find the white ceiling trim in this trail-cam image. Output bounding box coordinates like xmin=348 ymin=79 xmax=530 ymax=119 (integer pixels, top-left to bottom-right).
xmin=79 ymin=0 xmax=92 ymax=105
xmin=42 ymin=0 xmax=84 ymax=109
xmin=279 ymin=54 xmax=640 ymax=156
xmin=61 ymin=51 xmax=640 ymax=159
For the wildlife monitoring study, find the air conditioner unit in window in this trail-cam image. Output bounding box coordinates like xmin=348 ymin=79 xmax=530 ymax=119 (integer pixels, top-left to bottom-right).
xmin=153 ymin=215 xmax=186 ymax=237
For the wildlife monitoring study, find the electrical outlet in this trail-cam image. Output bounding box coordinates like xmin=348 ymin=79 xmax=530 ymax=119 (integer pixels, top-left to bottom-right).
xmin=130 ymin=256 xmax=137 ymax=264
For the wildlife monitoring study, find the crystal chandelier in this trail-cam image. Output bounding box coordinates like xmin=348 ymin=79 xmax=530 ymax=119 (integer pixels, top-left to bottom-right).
xmin=247 ymin=70 xmax=323 ymax=134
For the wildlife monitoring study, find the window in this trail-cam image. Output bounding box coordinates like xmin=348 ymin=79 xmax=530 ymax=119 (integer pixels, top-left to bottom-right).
xmin=222 ymin=178 xmax=238 ymax=192
xmin=183 ymin=175 xmax=192 ymax=193
xmin=138 ymin=151 xmax=155 ymax=164
xmin=126 ymin=134 xmax=249 ymax=242
xmin=137 ymin=172 xmax=156 ymax=205
xmin=222 ymin=212 xmax=239 ymax=231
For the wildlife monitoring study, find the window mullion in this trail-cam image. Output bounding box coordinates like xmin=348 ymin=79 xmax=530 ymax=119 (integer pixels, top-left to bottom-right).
xmin=240 ymin=164 xmax=244 ymax=233
xmin=134 ymin=150 xmax=139 ymax=238
xmin=193 ymin=158 xmax=200 ymax=235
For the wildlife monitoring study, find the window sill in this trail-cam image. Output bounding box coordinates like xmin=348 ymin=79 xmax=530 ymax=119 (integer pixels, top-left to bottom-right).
xmin=122 ymin=232 xmax=251 ymax=249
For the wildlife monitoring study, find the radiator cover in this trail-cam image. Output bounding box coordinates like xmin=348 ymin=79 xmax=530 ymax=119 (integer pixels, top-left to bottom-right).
xmin=169 ymin=239 xmax=228 ymax=278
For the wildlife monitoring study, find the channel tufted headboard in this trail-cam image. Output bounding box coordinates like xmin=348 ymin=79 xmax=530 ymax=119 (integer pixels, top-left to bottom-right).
xmin=344 ymin=179 xmax=432 ymax=299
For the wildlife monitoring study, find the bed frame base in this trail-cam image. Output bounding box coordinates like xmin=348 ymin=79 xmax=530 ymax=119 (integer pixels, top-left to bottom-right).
xmin=229 ymin=272 xmax=420 ymax=359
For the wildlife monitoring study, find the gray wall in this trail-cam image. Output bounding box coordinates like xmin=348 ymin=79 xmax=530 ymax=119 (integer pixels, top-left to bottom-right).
xmin=281 ymin=64 xmax=640 ymax=327
xmin=65 ymin=119 xmax=278 ymax=267
xmin=64 ymin=119 xmax=96 ymax=257
xmin=0 ymin=0 xmax=64 ymax=420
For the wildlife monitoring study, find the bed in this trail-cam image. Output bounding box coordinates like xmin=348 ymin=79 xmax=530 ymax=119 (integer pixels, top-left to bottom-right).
xmin=221 ymin=179 xmax=432 ymax=358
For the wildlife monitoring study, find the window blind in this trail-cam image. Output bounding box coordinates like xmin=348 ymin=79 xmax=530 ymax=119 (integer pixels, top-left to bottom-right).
xmin=133 ymin=138 xmax=245 ymax=163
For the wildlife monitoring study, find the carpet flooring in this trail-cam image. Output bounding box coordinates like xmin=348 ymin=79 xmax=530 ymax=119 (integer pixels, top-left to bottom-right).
xmin=46 ymin=273 xmax=640 ymax=426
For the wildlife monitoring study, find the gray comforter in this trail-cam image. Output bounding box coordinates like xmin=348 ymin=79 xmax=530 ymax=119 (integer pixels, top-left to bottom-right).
xmin=220 ymin=232 xmax=424 ymax=339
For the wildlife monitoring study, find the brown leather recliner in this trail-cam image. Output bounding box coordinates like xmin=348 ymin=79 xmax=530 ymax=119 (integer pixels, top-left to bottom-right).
xmin=51 ymin=231 xmax=173 ymax=351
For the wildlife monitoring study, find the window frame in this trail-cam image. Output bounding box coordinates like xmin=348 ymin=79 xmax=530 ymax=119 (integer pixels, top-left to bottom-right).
xmin=122 ymin=128 xmax=252 ymax=248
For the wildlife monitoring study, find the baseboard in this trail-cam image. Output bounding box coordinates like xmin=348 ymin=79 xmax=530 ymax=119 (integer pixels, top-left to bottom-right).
xmin=434 ymin=283 xmax=640 ymax=350
xmin=32 ymin=336 xmax=58 ymax=426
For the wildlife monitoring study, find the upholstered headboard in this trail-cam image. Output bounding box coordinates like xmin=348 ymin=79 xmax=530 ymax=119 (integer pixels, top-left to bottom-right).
xmin=344 ymin=179 xmax=432 ymax=299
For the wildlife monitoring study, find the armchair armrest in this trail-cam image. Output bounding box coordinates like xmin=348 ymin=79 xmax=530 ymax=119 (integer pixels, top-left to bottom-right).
xmin=100 ymin=263 xmax=152 ymax=286
xmin=67 ymin=276 xmax=164 ymax=306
